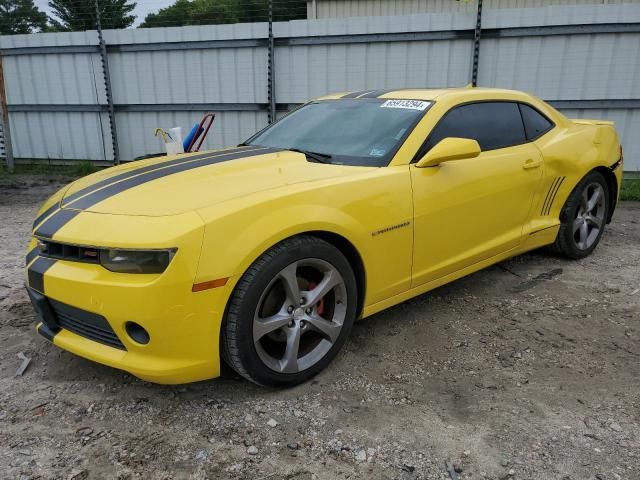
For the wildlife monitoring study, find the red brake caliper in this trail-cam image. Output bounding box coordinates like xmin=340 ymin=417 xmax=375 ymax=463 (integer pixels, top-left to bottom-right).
xmin=307 ymin=281 xmax=325 ymax=316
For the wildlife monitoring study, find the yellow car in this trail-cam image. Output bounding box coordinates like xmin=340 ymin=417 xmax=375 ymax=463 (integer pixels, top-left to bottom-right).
xmin=26 ymin=87 xmax=623 ymax=386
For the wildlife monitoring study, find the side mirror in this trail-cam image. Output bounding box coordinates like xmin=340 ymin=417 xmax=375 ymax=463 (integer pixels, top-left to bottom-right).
xmin=415 ymin=137 xmax=481 ymax=168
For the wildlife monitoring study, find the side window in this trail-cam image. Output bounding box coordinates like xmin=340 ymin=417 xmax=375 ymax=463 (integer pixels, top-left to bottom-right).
xmin=421 ymin=102 xmax=526 ymax=154
xmin=519 ymin=103 xmax=554 ymax=140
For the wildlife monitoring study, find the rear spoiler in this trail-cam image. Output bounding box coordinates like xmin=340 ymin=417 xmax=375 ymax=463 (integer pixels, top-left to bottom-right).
xmin=570 ymin=118 xmax=615 ymax=126
xmin=570 ymin=118 xmax=617 ymax=145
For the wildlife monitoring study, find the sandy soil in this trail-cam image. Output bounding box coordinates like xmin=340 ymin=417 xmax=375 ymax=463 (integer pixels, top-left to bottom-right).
xmin=1 ymin=175 xmax=638 ymax=480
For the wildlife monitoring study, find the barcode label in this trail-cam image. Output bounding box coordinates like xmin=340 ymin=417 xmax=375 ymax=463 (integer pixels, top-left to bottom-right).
xmin=381 ymin=99 xmax=431 ymax=111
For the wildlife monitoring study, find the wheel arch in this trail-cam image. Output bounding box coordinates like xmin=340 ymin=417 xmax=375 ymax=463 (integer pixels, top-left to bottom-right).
xmin=552 ymin=167 xmax=613 ymax=259
xmin=305 ymin=230 xmax=366 ymax=320
xmin=220 ymin=231 xmax=364 ymax=385
xmin=559 ymin=166 xmax=618 ymax=224
xmin=228 ymin=230 xmax=367 ymax=322
xmin=592 ymin=166 xmax=618 ymax=223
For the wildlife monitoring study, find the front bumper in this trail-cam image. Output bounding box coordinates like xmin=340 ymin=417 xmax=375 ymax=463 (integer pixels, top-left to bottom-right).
xmin=25 ymin=211 xmax=234 ymax=384
xmin=25 ymin=257 xmax=234 ymax=384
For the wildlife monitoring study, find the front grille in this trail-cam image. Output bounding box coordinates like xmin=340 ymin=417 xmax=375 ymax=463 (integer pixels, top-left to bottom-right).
xmin=38 ymin=240 xmax=100 ymax=264
xmin=49 ymin=298 xmax=126 ymax=350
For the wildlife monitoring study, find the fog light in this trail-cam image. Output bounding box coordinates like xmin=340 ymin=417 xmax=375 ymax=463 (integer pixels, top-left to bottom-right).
xmin=125 ymin=322 xmax=150 ymax=345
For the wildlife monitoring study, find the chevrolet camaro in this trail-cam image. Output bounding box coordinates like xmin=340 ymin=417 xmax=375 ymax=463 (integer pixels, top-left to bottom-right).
xmin=25 ymin=87 xmax=623 ymax=386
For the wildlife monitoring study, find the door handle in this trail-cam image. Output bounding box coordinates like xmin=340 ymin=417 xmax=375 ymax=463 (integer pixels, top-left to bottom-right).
xmin=523 ymin=158 xmax=542 ymax=169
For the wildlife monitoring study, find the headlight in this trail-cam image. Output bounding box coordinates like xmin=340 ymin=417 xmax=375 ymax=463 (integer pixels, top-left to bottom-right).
xmin=99 ymin=248 xmax=176 ymax=274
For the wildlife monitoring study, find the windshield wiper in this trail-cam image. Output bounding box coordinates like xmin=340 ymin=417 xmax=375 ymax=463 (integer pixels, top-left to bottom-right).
xmin=287 ymin=148 xmax=333 ymax=164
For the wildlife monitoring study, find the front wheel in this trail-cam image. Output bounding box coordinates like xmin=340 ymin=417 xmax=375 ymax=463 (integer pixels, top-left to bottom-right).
xmin=552 ymin=171 xmax=609 ymax=259
xmin=221 ymin=236 xmax=358 ymax=386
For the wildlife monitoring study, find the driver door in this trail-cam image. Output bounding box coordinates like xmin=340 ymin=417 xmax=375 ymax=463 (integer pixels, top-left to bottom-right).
xmin=410 ymin=101 xmax=543 ymax=287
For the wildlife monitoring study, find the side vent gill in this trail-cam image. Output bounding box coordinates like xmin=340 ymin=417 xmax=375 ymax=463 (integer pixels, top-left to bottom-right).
xmin=541 ymin=176 xmax=566 ymax=216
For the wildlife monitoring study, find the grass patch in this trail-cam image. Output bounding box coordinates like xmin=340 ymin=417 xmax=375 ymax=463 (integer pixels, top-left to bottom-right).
xmin=621 ymin=178 xmax=640 ymax=201
xmin=0 ymin=162 xmax=98 ymax=177
xmin=71 ymin=161 xmax=97 ymax=176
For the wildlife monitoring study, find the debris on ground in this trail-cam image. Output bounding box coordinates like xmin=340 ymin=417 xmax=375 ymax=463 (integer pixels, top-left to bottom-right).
xmin=14 ymin=351 xmax=31 ymax=377
xmin=0 ymin=176 xmax=638 ymax=479
xmin=445 ymin=460 xmax=460 ymax=480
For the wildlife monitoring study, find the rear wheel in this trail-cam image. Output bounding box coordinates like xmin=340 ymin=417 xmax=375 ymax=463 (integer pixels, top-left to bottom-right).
xmin=221 ymin=235 xmax=358 ymax=386
xmin=552 ymin=171 xmax=609 ymax=259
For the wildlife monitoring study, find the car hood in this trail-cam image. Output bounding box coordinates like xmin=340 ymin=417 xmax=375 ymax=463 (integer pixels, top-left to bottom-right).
xmin=60 ymin=147 xmax=372 ymax=217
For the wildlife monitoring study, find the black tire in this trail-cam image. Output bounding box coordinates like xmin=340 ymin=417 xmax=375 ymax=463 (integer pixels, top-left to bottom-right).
xmin=552 ymin=170 xmax=609 ymax=259
xmin=221 ymin=235 xmax=358 ymax=387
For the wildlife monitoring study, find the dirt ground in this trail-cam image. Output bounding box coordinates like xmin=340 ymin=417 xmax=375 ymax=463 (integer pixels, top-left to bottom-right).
xmin=0 ymin=175 xmax=638 ymax=480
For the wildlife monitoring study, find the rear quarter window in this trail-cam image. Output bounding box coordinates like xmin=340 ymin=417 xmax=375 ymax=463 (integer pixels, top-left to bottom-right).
xmin=519 ymin=103 xmax=554 ymax=140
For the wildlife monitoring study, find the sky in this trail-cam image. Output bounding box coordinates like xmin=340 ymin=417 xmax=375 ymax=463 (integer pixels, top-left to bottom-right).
xmin=34 ymin=0 xmax=176 ymax=27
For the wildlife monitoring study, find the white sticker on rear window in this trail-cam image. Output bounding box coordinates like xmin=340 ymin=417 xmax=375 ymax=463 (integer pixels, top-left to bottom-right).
xmin=369 ymin=147 xmax=386 ymax=157
xmin=381 ymin=99 xmax=431 ymax=111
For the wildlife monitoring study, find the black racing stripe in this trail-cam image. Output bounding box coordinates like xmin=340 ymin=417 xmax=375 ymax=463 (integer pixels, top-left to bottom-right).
xmin=543 ymin=177 xmax=563 ymax=216
xmin=341 ymin=90 xmax=374 ymax=99
xmin=33 ymin=203 xmax=61 ymax=230
xmin=31 ymin=149 xmax=247 ymax=232
xmin=35 ymin=209 xmax=81 ymax=239
xmin=543 ymin=178 xmax=560 ymax=215
xmin=545 ymin=177 xmax=565 ymax=215
xmin=359 ymin=89 xmax=399 ymax=98
xmin=26 ymin=286 xmax=61 ymax=339
xmin=25 ymin=245 xmax=40 ymax=266
xmin=540 ymin=178 xmax=559 ymax=216
xmin=61 ymin=147 xmax=251 ymax=207
xmin=70 ymin=147 xmax=278 ymax=210
xmin=28 ymin=256 xmax=57 ymax=293
xmin=34 ymin=147 xmax=279 ymax=239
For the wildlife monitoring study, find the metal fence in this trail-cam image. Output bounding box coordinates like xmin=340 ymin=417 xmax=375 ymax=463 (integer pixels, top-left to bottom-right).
xmin=0 ymin=2 xmax=639 ymax=170
xmin=305 ymin=0 xmax=633 ymax=19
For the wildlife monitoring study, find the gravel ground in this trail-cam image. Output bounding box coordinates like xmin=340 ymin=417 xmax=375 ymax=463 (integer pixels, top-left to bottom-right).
xmin=1 ymin=175 xmax=639 ymax=480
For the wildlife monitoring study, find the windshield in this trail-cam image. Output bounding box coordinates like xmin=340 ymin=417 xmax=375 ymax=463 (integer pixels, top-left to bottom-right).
xmin=244 ymin=98 xmax=432 ymax=166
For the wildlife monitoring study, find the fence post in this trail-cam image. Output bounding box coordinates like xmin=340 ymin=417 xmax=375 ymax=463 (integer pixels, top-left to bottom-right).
xmin=267 ymin=0 xmax=276 ymax=123
xmin=95 ymin=0 xmax=120 ymax=164
xmin=471 ymin=0 xmax=483 ymax=87
xmin=0 ymin=54 xmax=14 ymax=172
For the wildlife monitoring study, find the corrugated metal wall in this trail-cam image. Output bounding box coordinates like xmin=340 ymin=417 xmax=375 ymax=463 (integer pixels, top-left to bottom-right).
xmin=480 ymin=4 xmax=640 ymax=169
xmin=307 ymin=0 xmax=630 ymax=19
xmin=0 ymin=3 xmax=638 ymax=170
xmin=480 ymin=7 xmax=639 ymax=102
xmin=101 ymin=24 xmax=270 ymax=159
xmin=273 ymin=13 xmax=474 ymax=101
xmin=0 ymin=31 xmax=111 ymax=162
xmin=0 ymin=24 xmax=271 ymax=162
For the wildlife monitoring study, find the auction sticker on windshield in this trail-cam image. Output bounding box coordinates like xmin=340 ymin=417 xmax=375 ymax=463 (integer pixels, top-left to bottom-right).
xmin=381 ymin=99 xmax=431 ymax=111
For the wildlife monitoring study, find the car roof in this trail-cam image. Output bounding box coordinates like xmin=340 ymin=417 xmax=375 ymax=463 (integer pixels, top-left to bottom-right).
xmin=316 ymin=86 xmax=531 ymax=102
xmin=313 ymin=87 xmax=567 ymax=127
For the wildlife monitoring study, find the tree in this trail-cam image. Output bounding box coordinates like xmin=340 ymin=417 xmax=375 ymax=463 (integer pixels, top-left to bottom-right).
xmin=140 ymin=0 xmax=306 ymax=28
xmin=0 ymin=0 xmax=48 ymax=34
xmin=140 ymin=0 xmax=237 ymax=28
xmin=48 ymin=0 xmax=136 ymax=31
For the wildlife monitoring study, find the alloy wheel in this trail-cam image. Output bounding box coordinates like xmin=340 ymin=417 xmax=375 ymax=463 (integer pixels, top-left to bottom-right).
xmin=573 ymin=182 xmax=605 ymax=250
xmin=252 ymin=258 xmax=347 ymax=374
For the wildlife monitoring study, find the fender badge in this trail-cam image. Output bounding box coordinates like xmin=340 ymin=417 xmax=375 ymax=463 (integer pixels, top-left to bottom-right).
xmin=371 ymin=221 xmax=410 ymax=237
